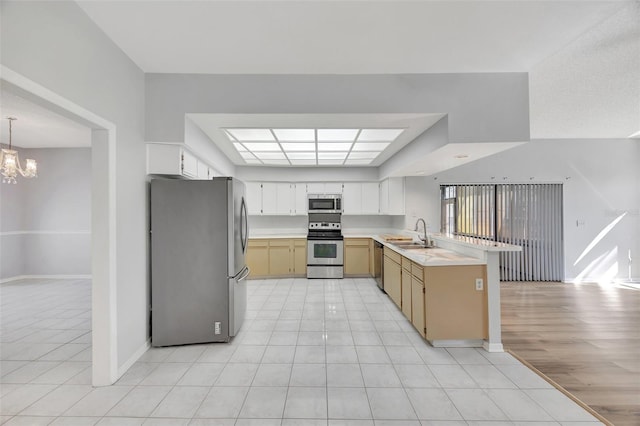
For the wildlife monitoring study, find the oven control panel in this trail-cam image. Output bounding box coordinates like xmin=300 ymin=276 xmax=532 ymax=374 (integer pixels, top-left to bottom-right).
xmin=309 ymin=222 xmax=341 ymax=230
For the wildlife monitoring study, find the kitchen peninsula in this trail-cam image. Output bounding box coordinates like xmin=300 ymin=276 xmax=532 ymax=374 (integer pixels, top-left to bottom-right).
xmin=246 ymin=231 xmax=520 ymax=352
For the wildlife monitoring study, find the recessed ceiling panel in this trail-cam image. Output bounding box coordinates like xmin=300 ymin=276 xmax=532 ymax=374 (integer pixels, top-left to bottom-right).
xmin=272 ymin=128 xmax=315 ymax=142
xmin=351 ymin=142 xmax=390 ymax=151
xmin=281 ymin=142 xmax=315 ymax=151
xmin=243 ymin=142 xmax=281 ymax=151
xmin=348 ymin=152 xmax=378 ymax=160
xmin=317 ymin=129 xmax=359 ymax=142
xmin=318 ymin=152 xmax=347 ymax=160
xmin=287 ymin=152 xmax=316 ymax=160
xmin=317 ymin=142 xmax=352 ymax=152
xmin=253 ymin=152 xmax=286 ymax=160
xmin=226 ymin=128 xmax=274 ymax=141
xmin=358 ymin=129 xmax=404 ymax=141
xmin=189 ymin=114 xmax=446 ymax=168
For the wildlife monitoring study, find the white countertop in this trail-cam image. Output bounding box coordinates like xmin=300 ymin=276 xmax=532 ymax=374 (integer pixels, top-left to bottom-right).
xmin=431 ymin=233 xmax=522 ymax=252
xmin=372 ymin=236 xmax=486 ymax=267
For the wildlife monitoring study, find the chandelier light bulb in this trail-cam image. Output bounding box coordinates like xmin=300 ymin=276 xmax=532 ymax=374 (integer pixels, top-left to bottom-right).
xmin=1 ymin=117 xmax=38 ymax=184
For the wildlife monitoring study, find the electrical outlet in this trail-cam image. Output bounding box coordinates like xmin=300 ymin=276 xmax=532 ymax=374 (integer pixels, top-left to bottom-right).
xmin=475 ymin=278 xmax=484 ymax=291
xmin=214 ymin=322 xmax=221 ymax=335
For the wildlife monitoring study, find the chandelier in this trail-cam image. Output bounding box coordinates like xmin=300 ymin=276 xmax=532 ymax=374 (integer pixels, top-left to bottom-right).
xmin=1 ymin=117 xmax=37 ymax=184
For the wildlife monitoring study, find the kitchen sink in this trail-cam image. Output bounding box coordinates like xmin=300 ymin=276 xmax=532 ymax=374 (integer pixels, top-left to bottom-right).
xmin=390 ymin=242 xmax=434 ymax=250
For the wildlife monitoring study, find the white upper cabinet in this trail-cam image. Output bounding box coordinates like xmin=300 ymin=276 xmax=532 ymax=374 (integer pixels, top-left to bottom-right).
xmin=147 ymin=143 xmax=213 ymax=180
xmin=294 ymin=183 xmax=307 ymax=215
xmin=247 ymin=179 xmax=403 ymax=216
xmin=343 ymin=182 xmax=382 ymax=215
xmin=379 ymin=177 xmax=405 ymax=215
xmin=361 ymin=182 xmax=380 ymax=214
xmin=342 ymin=183 xmax=363 ymax=215
xmin=246 ymin=182 xmax=263 ymax=215
xmin=306 ymin=182 xmax=343 ymax=194
xmin=247 ymin=182 xmax=297 ymax=215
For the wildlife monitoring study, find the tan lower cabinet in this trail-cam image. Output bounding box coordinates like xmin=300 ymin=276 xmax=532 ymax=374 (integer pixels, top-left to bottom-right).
xmin=411 ymin=275 xmax=426 ymax=338
xmin=247 ymin=240 xmax=269 ymax=277
xmin=383 ymin=248 xmax=402 ymax=308
xmin=401 ymin=266 xmax=412 ymax=320
xmin=247 ymin=238 xmax=306 ymax=278
xmin=382 ymin=247 xmax=488 ymax=342
xmin=424 ymin=265 xmax=488 ymax=340
xmin=269 ymin=239 xmax=292 ymax=276
xmin=293 ymin=239 xmax=306 ymax=276
xmin=344 ymin=238 xmax=371 ymax=276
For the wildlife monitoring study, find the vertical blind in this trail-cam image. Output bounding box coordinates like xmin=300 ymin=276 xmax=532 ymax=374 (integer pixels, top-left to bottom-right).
xmin=440 ymin=184 xmax=563 ymax=281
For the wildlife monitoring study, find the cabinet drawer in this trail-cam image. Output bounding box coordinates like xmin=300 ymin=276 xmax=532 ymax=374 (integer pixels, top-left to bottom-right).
xmin=384 ymin=247 xmax=401 ymax=264
xmin=401 ymin=256 xmax=412 ymax=270
xmin=248 ymin=239 xmax=269 ymax=248
xmin=345 ymin=238 xmax=370 ymax=247
xmin=269 ymin=239 xmax=292 ymax=248
xmin=411 ymin=262 xmax=424 ymax=280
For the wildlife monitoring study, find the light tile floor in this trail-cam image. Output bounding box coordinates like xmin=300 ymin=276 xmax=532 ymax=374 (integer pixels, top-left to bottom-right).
xmin=1 ymin=277 xmax=603 ymax=425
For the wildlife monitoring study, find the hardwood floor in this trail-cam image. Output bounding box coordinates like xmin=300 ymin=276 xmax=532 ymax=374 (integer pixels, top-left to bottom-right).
xmin=501 ymin=281 xmax=640 ymax=426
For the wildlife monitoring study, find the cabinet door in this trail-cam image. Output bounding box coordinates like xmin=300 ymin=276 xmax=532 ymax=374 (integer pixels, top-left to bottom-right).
xmin=361 ymin=182 xmax=380 ymax=214
xmin=247 ymin=240 xmax=269 ymax=277
xmin=383 ymin=255 xmax=402 ymax=308
xmin=411 ymin=277 xmax=425 ymax=338
xmin=306 ymin=183 xmax=325 ymax=194
xmin=401 ymin=267 xmax=412 ymax=320
xmin=293 ymin=239 xmax=307 ymax=275
xmin=276 ymin=183 xmax=294 ymax=215
xmin=379 ymin=179 xmax=389 ymax=214
xmin=269 ymin=240 xmax=292 ymax=275
xmin=246 ymin=182 xmax=262 ymax=215
xmin=342 ymin=183 xmax=362 ymax=215
xmin=293 ymin=183 xmax=307 ymax=215
xmin=195 ymin=160 xmax=207 ymax=179
xmin=344 ymin=239 xmax=370 ymax=276
xmin=387 ymin=177 xmax=405 ymax=215
xmin=325 ymin=182 xmax=343 ymax=194
xmin=261 ymin=183 xmax=278 ymax=215
xmin=181 ymin=150 xmax=198 ymax=178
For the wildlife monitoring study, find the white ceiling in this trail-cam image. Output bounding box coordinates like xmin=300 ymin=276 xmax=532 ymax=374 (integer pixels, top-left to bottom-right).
xmin=77 ymin=0 xmax=625 ymax=74
xmin=0 ymin=88 xmax=91 ymax=149
xmin=3 ymin=1 xmax=632 ymax=173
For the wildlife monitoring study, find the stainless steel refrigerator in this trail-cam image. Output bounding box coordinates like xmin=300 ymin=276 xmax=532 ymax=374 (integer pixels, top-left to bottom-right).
xmin=150 ymin=177 xmax=249 ymax=346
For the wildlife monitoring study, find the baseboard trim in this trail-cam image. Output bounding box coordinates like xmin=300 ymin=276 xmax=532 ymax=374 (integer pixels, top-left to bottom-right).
xmin=507 ymin=349 xmax=613 ymax=426
xmin=0 ymin=274 xmax=92 ymax=284
xmin=482 ymin=341 xmax=505 ymax=353
xmin=117 ymin=338 xmax=151 ymax=379
xmin=429 ymin=339 xmax=484 ymax=348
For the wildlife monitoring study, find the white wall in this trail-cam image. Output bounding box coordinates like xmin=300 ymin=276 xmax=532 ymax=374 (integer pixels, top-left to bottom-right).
xmin=0 ymin=147 xmax=91 ymax=281
xmin=184 ymin=117 xmax=235 ymax=177
xmin=405 ymin=139 xmax=640 ymax=282
xmin=1 ymin=1 xmax=147 ymax=376
xmin=145 ymin=73 xmax=529 ymax=146
xmin=530 ymin=2 xmax=640 ymax=139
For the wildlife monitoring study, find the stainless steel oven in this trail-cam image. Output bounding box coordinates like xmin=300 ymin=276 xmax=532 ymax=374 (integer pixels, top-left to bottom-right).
xmin=306 ymin=212 xmax=344 ymax=279
xmin=307 ymin=238 xmax=344 ymax=279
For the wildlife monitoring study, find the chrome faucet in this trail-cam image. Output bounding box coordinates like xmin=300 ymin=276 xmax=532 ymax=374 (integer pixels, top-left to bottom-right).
xmin=415 ymin=218 xmax=428 ymax=246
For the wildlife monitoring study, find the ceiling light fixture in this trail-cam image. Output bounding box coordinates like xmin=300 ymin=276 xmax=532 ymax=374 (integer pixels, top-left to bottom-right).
xmin=225 ymin=127 xmax=405 ymax=166
xmin=1 ymin=117 xmax=37 ymax=184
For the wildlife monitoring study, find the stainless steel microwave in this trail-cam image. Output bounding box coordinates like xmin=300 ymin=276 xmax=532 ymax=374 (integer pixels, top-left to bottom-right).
xmin=308 ymin=194 xmax=342 ymax=213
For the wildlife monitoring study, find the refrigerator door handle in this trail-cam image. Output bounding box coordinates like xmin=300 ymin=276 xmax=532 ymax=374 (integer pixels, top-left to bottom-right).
xmin=230 ymin=265 xmax=250 ymax=281
xmin=240 ymin=196 xmax=248 ymax=253
xmin=237 ymin=265 xmax=251 ymax=282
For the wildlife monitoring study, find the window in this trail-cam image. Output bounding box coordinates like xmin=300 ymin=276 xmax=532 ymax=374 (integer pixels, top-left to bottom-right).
xmin=441 ymin=184 xmax=564 ymax=281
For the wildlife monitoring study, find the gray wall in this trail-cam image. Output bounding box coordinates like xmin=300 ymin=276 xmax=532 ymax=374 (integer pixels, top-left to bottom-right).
xmin=2 ymin=0 xmax=147 ymax=371
xmin=146 ymin=73 xmax=530 ymax=146
xmin=0 ymin=147 xmax=91 ymax=280
xmin=404 ymin=139 xmax=640 ymax=282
